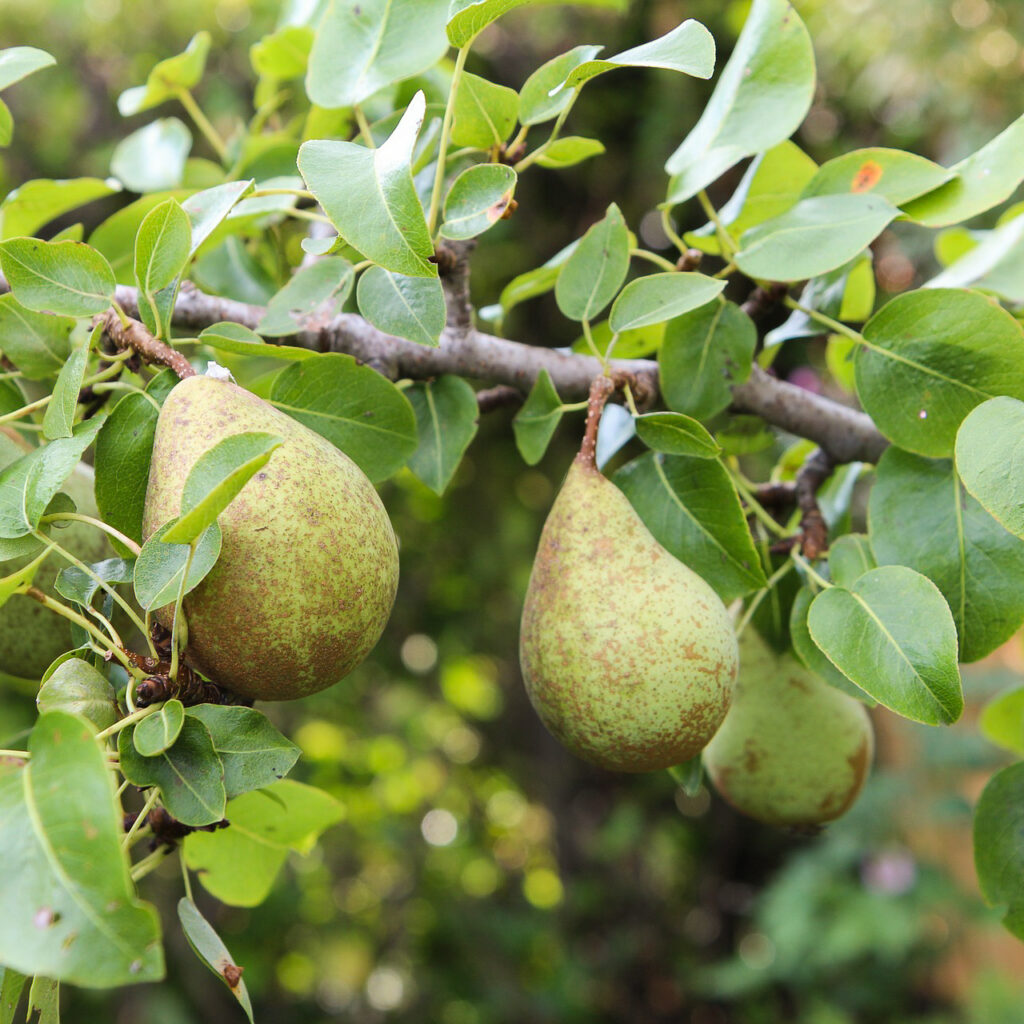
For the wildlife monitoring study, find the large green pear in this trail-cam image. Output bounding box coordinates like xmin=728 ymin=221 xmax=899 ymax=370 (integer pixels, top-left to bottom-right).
xmin=704 ymin=628 xmax=874 ymax=827
xmin=142 ymin=375 xmax=399 ymax=701
xmin=0 ymin=430 xmax=111 ymax=680
xmin=519 ymin=454 xmax=738 ymax=772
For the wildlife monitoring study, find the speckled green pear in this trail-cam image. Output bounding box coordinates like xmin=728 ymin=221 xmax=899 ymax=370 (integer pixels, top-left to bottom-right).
xmin=704 ymin=628 xmax=874 ymax=827
xmin=142 ymin=375 xmax=399 ymax=701
xmin=0 ymin=430 xmax=111 ymax=680
xmin=519 ymin=454 xmax=738 ymax=773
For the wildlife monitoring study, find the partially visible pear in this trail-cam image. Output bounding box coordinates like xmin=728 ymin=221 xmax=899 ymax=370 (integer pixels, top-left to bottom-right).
xmin=142 ymin=375 xmax=399 ymax=701
xmin=519 ymin=448 xmax=738 ymax=773
xmin=704 ymin=628 xmax=874 ymax=827
xmin=0 ymin=429 xmax=111 ymax=680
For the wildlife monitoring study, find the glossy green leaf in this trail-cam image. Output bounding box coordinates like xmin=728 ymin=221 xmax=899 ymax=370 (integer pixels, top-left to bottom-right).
xmin=0 ymin=711 xmax=163 ymax=985
xmin=298 ymin=92 xmax=435 ymax=278
xmin=183 ymin=780 xmax=344 ymax=907
xmin=198 ymin=322 xmax=317 ymax=362
xmin=406 ymin=376 xmax=479 ymax=494
xmin=0 ymin=238 xmax=115 ymax=317
xmin=119 ymin=717 xmax=226 ymax=826
xmin=134 ymin=199 xmax=192 ymax=311
xmin=177 ymin=899 xmax=254 ymax=1022
xmin=0 ymin=46 xmax=55 ymax=92
xmin=447 ymin=0 xmax=531 ymax=46
xmin=186 ymin=704 xmax=300 ymax=799
xmin=512 ymin=370 xmax=562 ymax=466
xmin=0 ymin=178 xmax=120 ymax=241
xmin=609 ymin=273 xmax=723 ymax=333
xmin=555 ymin=203 xmax=629 ymax=322
xmin=665 ymin=0 xmax=814 ymax=205
xmin=35 ymin=659 xmax=119 ymax=730
xmin=927 ymin=211 xmax=1024 ymax=303
xmin=0 ymin=295 xmax=74 ymax=378
xmin=306 ymin=0 xmax=448 ymax=109
xmin=251 ymin=25 xmax=313 ymax=80
xmin=903 ymin=114 xmax=1024 ymax=227
xmin=658 ymin=300 xmax=756 ymax=420
xmin=807 ymin=565 xmax=962 ymax=725
xmin=533 ymin=136 xmax=605 ymax=170
xmin=979 ymin=687 xmax=1024 ymax=757
xmin=133 ymin=520 xmax=222 ymax=611
xmin=802 ymin=147 xmax=952 ymax=206
xmin=41 ymin=335 xmax=90 ymax=440
xmin=54 ymin=557 xmax=133 ymax=609
xmin=117 ymin=32 xmax=211 ymax=115
xmin=634 ymin=412 xmax=720 ymax=458
xmin=133 ymin=699 xmax=186 ymax=757
xmin=827 ymin=533 xmax=875 ymax=588
xmin=110 ymin=118 xmax=192 ymax=194
xmin=450 ymin=73 xmax=518 ymax=149
xmin=735 ymin=194 xmax=898 ymax=282
xmin=870 ymin=446 xmax=1024 ymax=662
xmin=356 ymin=266 xmax=446 ymax=347
xmin=161 ymin=432 xmax=283 ymax=544
xmin=563 ymin=18 xmax=714 ymax=89
xmin=973 ymin=762 xmax=1024 ymax=940
xmin=181 ymin=180 xmax=255 ymax=256
xmin=613 ymin=452 xmax=766 ymax=601
xmin=257 ymin=258 xmax=354 ymax=337
xmin=441 ymin=164 xmax=517 ymax=240
xmin=519 ymin=45 xmax=601 ymax=126
xmin=270 ymin=353 xmax=417 ymax=482
xmin=89 ymin=191 xmax=187 ymax=283
xmin=856 ymin=289 xmax=1024 ymax=457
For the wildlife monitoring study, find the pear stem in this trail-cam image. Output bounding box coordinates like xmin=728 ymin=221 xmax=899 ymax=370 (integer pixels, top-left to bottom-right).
xmin=577 ymin=376 xmax=615 ymax=472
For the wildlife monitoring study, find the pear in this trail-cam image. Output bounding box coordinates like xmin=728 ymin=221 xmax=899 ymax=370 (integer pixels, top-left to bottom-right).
xmin=142 ymin=375 xmax=399 ymax=701
xmin=704 ymin=628 xmax=874 ymax=827
xmin=0 ymin=429 xmax=111 ymax=680
xmin=519 ymin=447 xmax=738 ymax=773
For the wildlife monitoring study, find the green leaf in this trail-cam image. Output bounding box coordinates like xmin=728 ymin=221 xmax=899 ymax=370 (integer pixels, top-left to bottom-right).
xmin=119 ymin=717 xmax=226 ymax=826
xmin=903 ymin=114 xmax=1024 ymax=227
xmin=307 ymin=0 xmax=448 ymax=108
xmin=856 ymin=289 xmax=1024 ymax=457
xmin=979 ymin=687 xmax=1024 ymax=757
xmin=177 ymin=899 xmax=254 ymax=1023
xmin=26 ymin=977 xmax=57 ymax=1024
xmin=185 ymin=705 xmax=300 ymax=799
xmin=658 ymin=300 xmax=756 ymax=420
xmin=634 ymin=412 xmax=720 ymax=458
xmin=609 ymin=273 xmax=724 ymax=333
xmin=110 ymin=119 xmax=193 ymax=194
xmin=134 ymin=198 xmax=191 ymax=305
xmin=555 ymin=203 xmax=629 ymax=322
xmin=355 ymin=265 xmax=446 ymax=347
xmin=827 ymin=533 xmax=876 ymax=588
xmin=973 ymin=762 xmax=1024 ymax=940
xmin=181 ymin=180 xmax=255 ymax=256
xmin=562 ymin=18 xmax=714 ymax=89
xmin=41 ymin=337 xmax=90 ymax=441
xmin=35 ymin=659 xmax=118 ymax=730
xmin=441 ymin=164 xmax=517 ymax=241
xmin=133 ymin=699 xmax=185 ymax=757
xmin=198 ymin=322 xmax=317 ymax=362
xmin=117 ymin=32 xmax=211 ymax=115
xmin=94 ymin=392 xmax=160 ymax=548
xmin=54 ymin=556 xmax=133 ymax=608
xmin=665 ymin=0 xmax=815 ymax=205
xmin=0 ymin=239 xmax=115 ymax=317
xmin=450 ymin=73 xmax=518 ymax=149
xmin=0 ymin=711 xmax=163 ymax=985
xmin=133 ymin=520 xmax=222 ymax=611
xmin=183 ymin=780 xmax=344 ymax=907
xmin=519 ymin=45 xmax=601 ymax=126
xmin=735 ymin=194 xmax=898 ymax=282
xmin=870 ymin=446 xmax=1024 ymax=662
xmin=161 ymin=432 xmax=283 ymax=544
xmin=807 ymin=565 xmax=962 ymax=725
xmin=0 ymin=46 xmax=55 ymax=92
xmin=89 ymin=191 xmax=188 ymax=283
xmin=299 ymin=93 xmax=435 ymax=278
xmin=0 ymin=966 xmax=27 ymax=1024
xmin=250 ymin=25 xmax=313 ymax=80
xmin=0 ymin=295 xmax=74 ymax=379
xmin=802 ymin=147 xmax=953 ymax=206
xmin=533 ymin=136 xmax=605 ymax=170
xmin=497 ymin=240 xmax=577 ymax=317
xmin=0 ymin=542 xmax=51 ymax=607
xmin=613 ymin=452 xmax=766 ymax=602
xmin=512 ymin=370 xmax=562 ymax=465
xmin=0 ymin=178 xmax=121 ymax=241
xmin=406 ymin=376 xmax=479 ymax=494
xmin=0 ymin=99 xmax=11 ymax=147
xmin=446 ymin=0 xmax=531 ymax=46
xmin=927 ymin=211 xmax=1024 ymax=304
xmin=257 ymin=258 xmax=354 ymax=337
xmin=570 ymin=318 xmax=664 ymax=359
xmin=270 ymin=353 xmax=417 ymax=482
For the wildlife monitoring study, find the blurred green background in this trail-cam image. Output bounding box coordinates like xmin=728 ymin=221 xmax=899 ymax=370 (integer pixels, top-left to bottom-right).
xmin=2 ymin=0 xmax=1024 ymax=1021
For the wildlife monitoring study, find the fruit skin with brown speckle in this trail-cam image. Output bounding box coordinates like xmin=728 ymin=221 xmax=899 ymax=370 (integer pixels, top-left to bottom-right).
xmin=142 ymin=375 xmax=399 ymax=701
xmin=704 ymin=628 xmax=874 ymax=827
xmin=519 ymin=455 xmax=737 ymax=773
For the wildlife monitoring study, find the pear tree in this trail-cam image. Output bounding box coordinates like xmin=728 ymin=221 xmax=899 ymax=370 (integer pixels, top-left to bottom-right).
xmin=1 ymin=0 xmax=1024 ymax=1015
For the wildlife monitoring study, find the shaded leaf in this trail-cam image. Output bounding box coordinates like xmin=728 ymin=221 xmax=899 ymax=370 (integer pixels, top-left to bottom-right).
xmin=356 ymin=266 xmax=446 ymax=347
xmin=406 ymin=376 xmax=479 ymax=494
xmin=0 ymin=295 xmax=74 ymax=379
xmin=35 ymin=659 xmax=119 ymax=730
xmin=133 ymin=520 xmax=222 ymax=611
xmin=133 ymin=699 xmax=185 ymax=757
xmin=973 ymin=762 xmax=1024 ymax=940
xmin=257 ymin=258 xmax=354 ymax=337
xmin=177 ymin=899 xmax=254 ymax=1022
xmin=0 ymin=178 xmax=120 ymax=241
xmin=512 ymin=370 xmax=562 ymax=466
xmin=979 ymin=686 xmax=1024 ymax=757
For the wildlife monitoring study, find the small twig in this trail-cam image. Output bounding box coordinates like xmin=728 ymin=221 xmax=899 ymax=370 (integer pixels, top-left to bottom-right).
xmin=795 ymin=448 xmax=834 ymax=560
xmin=741 ymin=283 xmax=788 ymax=321
xmin=753 ymin=481 xmax=797 ymax=507
xmin=98 ymin=309 xmax=195 ymax=380
xmin=577 ymin=376 xmax=615 ymax=471
xmin=676 ymin=248 xmax=704 ymax=272
xmin=146 ymin=806 xmax=229 ymax=850
xmin=476 ymin=385 xmax=523 ymax=413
